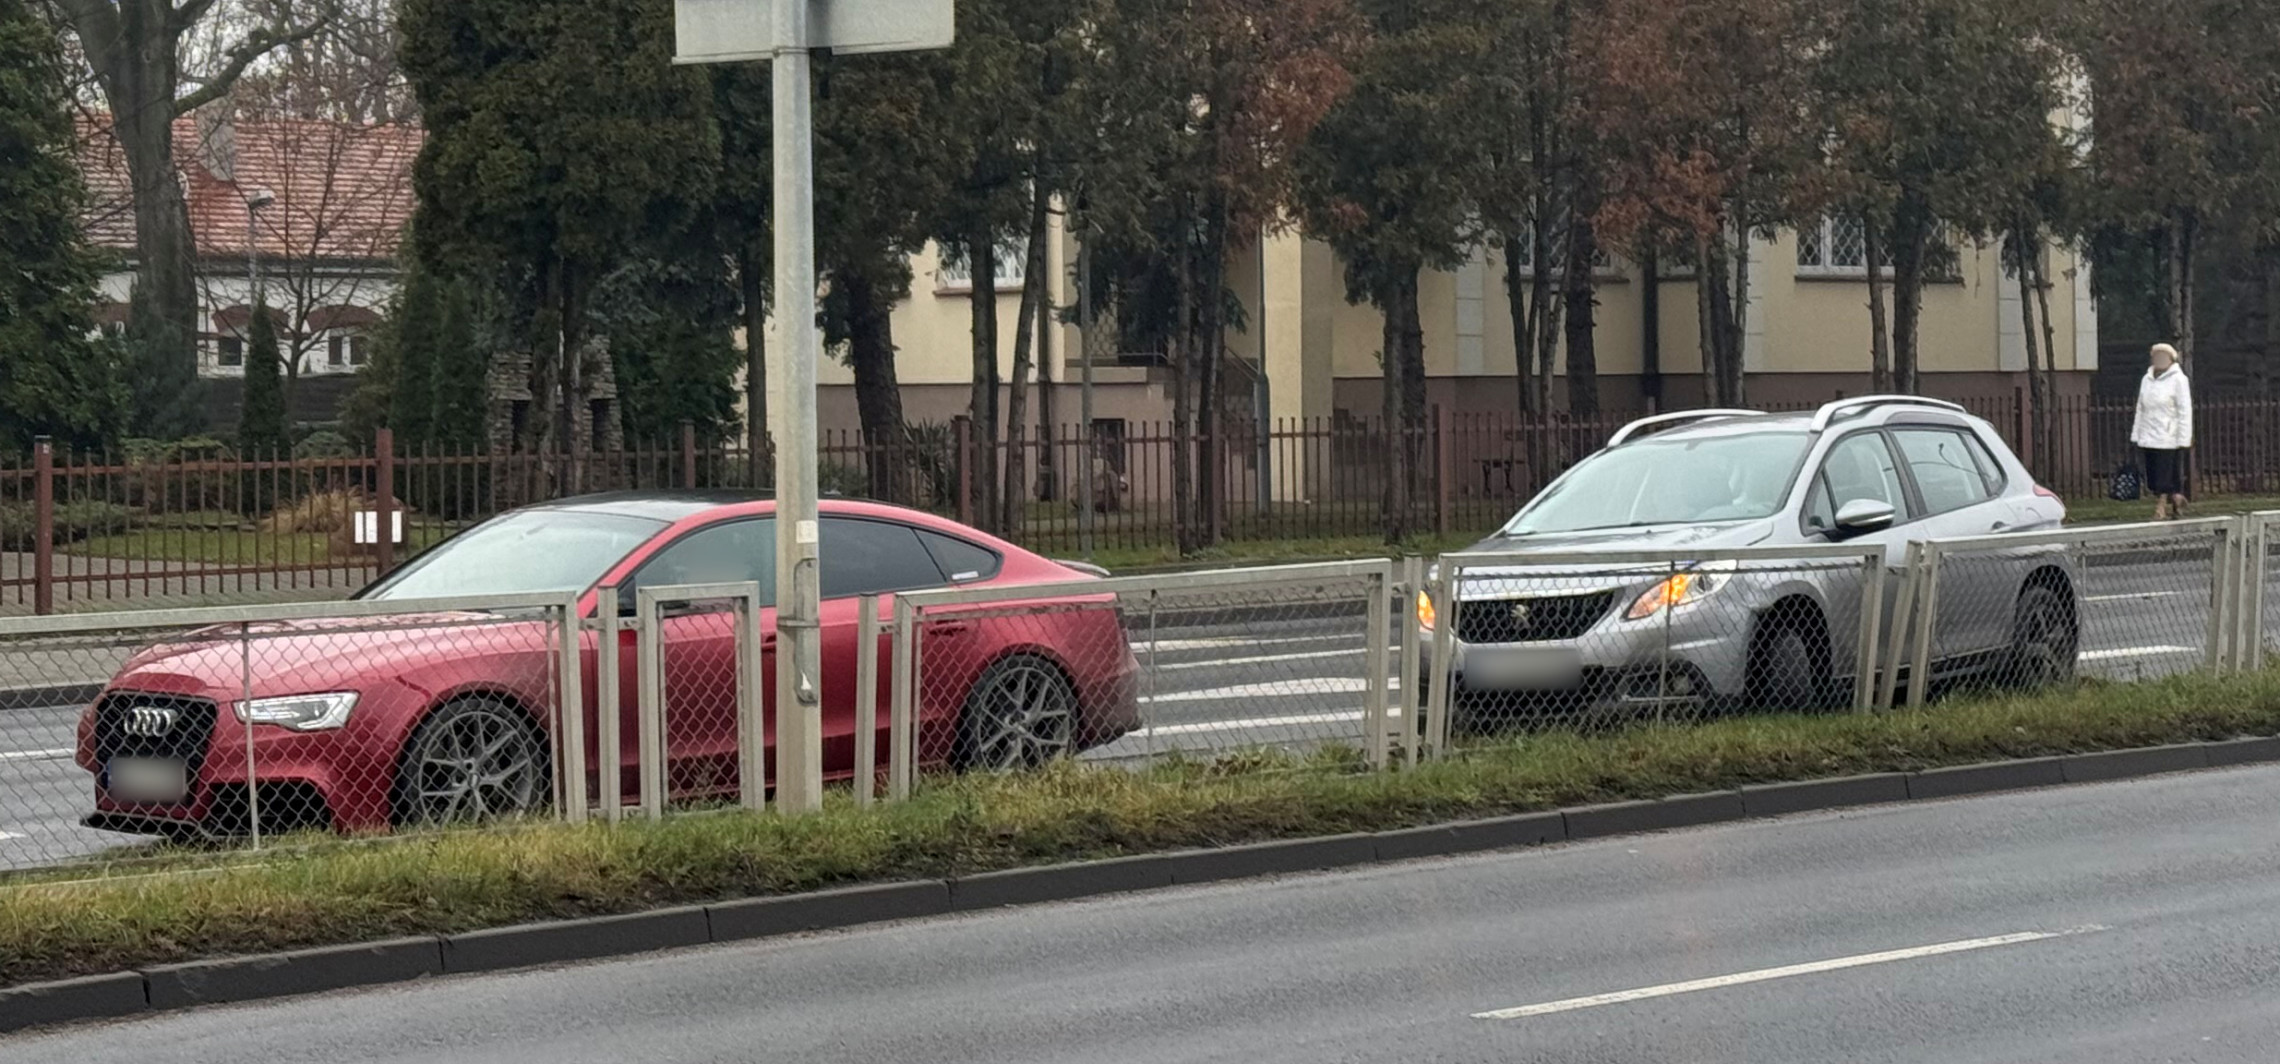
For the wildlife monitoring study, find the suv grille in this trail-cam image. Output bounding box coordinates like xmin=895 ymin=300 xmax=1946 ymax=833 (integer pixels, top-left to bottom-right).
xmin=1455 ymin=591 xmax=1613 ymax=644
xmin=92 ymin=692 xmax=218 ymax=779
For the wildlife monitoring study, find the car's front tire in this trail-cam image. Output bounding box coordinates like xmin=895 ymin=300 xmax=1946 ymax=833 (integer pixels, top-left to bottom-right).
xmin=391 ymin=695 xmax=550 ymax=827
xmin=1746 ymin=607 xmax=1830 ymax=712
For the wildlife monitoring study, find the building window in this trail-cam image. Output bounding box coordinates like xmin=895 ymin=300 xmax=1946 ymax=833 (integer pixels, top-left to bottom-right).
xmin=328 ymin=335 xmax=346 ymax=367
xmin=218 ymin=337 xmax=244 ymax=367
xmin=349 ymin=334 xmax=369 ymax=367
xmin=1797 ymin=216 xmax=1960 ymax=280
xmin=1503 ymin=238 xmax=1619 ymax=278
xmin=937 ymin=237 xmax=1028 ymax=293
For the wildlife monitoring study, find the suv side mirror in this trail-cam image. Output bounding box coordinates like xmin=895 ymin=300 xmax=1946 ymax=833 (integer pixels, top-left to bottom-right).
xmin=1834 ymin=498 xmax=1897 ymax=536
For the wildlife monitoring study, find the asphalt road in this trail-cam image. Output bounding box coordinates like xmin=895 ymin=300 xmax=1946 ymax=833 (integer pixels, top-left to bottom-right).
xmin=0 ymin=554 xmax=2240 ymax=871
xmin=11 ymin=759 xmax=2280 ymax=1062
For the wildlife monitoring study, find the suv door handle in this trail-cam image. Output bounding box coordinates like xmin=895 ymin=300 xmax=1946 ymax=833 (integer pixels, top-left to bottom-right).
xmin=931 ymin=621 xmax=975 ymax=637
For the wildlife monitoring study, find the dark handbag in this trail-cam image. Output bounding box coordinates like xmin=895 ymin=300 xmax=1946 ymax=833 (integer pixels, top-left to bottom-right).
xmin=2108 ymin=463 xmax=2142 ymax=502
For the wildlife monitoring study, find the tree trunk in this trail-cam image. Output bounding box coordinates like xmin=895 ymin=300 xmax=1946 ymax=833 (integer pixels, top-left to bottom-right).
xmin=2011 ymin=228 xmax=2048 ymax=479
xmin=1036 ymin=255 xmax=1059 ymax=503
xmin=1696 ymin=233 xmax=1718 ymax=407
xmin=843 ymin=270 xmax=906 ymax=503
xmin=1399 ymin=266 xmax=1427 ymax=523
xmin=739 ymin=242 xmax=769 ymax=486
xmin=1890 ymin=191 xmax=1931 ymax=395
xmin=1640 ymin=246 xmax=1661 ymax=409
xmin=1701 ymin=234 xmax=1743 ymax=406
xmin=1865 ymin=218 xmax=1892 ymax=394
xmin=2166 ymin=211 xmax=2198 ymax=363
xmin=1381 ymin=276 xmax=1412 ymax=545
xmin=1531 ymin=210 xmax=1563 ymax=419
xmin=1505 ymin=236 xmax=1536 ymax=419
xmin=1169 ymin=240 xmax=1198 ymax=555
xmin=1196 ymin=199 xmax=1230 ymax=547
xmin=117 ymin=94 xmax=203 ymax=438
xmin=2029 ymin=232 xmax=2062 ymax=480
xmin=1002 ymin=188 xmax=1052 ymax=532
xmin=967 ymin=231 xmax=1001 ymax=533
xmin=1563 ymin=213 xmax=1599 ymax=419
xmin=1726 ymin=213 xmax=1750 ymax=408
xmin=71 ymin=0 xmax=202 ymax=439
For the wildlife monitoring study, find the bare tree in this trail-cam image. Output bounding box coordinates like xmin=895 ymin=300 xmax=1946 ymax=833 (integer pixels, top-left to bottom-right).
xmin=195 ymin=115 xmax=416 ymax=407
xmin=46 ymin=0 xmax=325 ymax=433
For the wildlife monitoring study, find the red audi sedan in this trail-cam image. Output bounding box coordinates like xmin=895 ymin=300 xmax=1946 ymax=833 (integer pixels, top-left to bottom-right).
xmin=74 ymin=492 xmax=1141 ymax=836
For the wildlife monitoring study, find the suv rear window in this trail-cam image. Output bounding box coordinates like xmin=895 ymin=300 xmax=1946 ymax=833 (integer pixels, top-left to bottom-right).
xmin=1894 ymin=429 xmax=1996 ymax=515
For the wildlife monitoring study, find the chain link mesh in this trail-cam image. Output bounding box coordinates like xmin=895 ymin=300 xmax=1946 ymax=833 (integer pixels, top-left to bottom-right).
xmin=900 ymin=572 xmax=1387 ymax=783
xmin=1911 ymin=524 xmax=2223 ymax=698
xmin=0 ymin=603 xmax=568 ymax=877
xmin=1430 ymin=554 xmax=1884 ymax=742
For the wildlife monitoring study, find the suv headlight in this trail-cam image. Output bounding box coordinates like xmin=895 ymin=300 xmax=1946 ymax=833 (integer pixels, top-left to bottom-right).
xmin=1624 ymin=561 xmax=1740 ymax=621
xmin=233 ymin=692 xmax=358 ymax=732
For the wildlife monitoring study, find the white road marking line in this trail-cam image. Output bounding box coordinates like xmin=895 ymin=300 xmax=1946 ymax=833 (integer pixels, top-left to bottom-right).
xmin=1134 ymin=633 xmax=1360 ymax=653
xmin=0 ymin=832 xmax=23 ymax=841
xmin=1156 ymin=649 xmax=1359 ymax=671
xmin=0 ymin=748 xmax=72 ymax=763
xmin=1128 ymin=710 xmax=1368 ymax=738
xmin=2085 ymin=591 xmax=2183 ymax=603
xmin=1471 ymin=926 xmax=2106 ymax=1021
xmin=1142 ymin=677 xmax=1398 ymax=704
xmin=2082 ymin=645 xmax=2197 ymax=661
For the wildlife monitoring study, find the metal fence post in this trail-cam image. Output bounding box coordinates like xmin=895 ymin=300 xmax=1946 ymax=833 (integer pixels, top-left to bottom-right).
xmin=634 ymin=589 xmax=668 ymax=818
xmin=889 ymin=597 xmax=917 ymax=801
xmin=1907 ymin=547 xmax=1942 ymax=709
xmin=1364 ymin=566 xmax=1392 ymax=771
xmin=1879 ymin=541 xmax=1925 ymax=710
xmin=374 ymin=427 xmax=395 ymax=577
xmin=596 ymin=587 xmax=624 ymax=824
xmin=240 ymin=621 xmax=262 ymax=849
xmin=1424 ymin=565 xmax=1458 ymax=759
xmin=1398 ymin=555 xmax=1423 ymax=769
xmin=32 ymin=437 xmax=54 ymax=616
xmin=1853 ymin=546 xmax=1887 ymax=712
xmin=558 ymin=596 xmax=589 ymax=825
xmin=738 ymin=589 xmax=766 ymax=813
xmin=2251 ymin=514 xmax=2274 ymax=672
xmin=2208 ymin=519 xmax=2243 ymax=675
xmin=855 ymin=594 xmax=881 ymax=806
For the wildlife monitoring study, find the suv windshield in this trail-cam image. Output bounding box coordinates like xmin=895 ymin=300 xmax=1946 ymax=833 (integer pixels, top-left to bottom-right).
xmin=1504 ymin=432 xmax=1811 ymax=535
xmin=361 ymin=510 xmax=668 ymax=601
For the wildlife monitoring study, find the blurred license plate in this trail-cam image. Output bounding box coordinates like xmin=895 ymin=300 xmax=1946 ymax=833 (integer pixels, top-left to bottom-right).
xmin=1467 ymin=647 xmax=1583 ymax=691
xmin=109 ymin=758 xmax=187 ymax=803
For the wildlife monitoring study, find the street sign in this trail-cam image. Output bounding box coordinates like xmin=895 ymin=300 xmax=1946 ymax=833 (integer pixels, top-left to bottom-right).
xmin=674 ymin=0 xmax=953 ymax=64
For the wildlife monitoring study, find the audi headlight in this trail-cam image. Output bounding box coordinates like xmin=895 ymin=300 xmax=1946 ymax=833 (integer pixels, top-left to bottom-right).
xmin=1624 ymin=561 xmax=1740 ymax=621
xmin=232 ymin=692 xmax=358 ymax=732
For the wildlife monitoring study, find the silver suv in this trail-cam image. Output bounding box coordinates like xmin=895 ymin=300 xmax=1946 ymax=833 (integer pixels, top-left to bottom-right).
xmin=1431 ymin=396 xmax=2077 ymax=724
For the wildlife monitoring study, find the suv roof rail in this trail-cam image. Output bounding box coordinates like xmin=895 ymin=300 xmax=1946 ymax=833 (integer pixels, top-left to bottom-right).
xmin=1608 ymin=409 xmax=1763 ymax=448
xmin=1809 ymin=394 xmax=1967 ymax=433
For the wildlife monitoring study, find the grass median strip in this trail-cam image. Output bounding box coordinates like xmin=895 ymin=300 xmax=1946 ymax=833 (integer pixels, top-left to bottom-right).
xmin=8 ymin=669 xmax=2280 ymax=988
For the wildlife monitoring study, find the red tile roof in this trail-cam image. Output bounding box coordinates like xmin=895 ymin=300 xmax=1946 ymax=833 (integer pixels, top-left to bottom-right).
xmin=76 ymin=114 xmax=422 ymax=264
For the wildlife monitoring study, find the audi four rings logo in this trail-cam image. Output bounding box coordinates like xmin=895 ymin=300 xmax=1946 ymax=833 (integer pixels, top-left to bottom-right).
xmin=122 ymin=704 xmax=178 ymax=737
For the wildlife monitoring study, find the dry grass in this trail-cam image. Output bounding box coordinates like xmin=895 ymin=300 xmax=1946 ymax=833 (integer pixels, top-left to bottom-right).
xmin=6 ymin=670 xmax=2280 ymax=987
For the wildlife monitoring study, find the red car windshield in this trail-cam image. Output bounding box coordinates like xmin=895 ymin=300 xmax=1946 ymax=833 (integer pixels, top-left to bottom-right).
xmin=360 ymin=510 xmax=669 ymax=601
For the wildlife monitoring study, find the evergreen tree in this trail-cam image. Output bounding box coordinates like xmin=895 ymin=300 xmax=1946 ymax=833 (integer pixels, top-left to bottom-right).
xmin=0 ymin=0 xmax=129 ymax=455
xmin=238 ymin=303 xmax=289 ymax=458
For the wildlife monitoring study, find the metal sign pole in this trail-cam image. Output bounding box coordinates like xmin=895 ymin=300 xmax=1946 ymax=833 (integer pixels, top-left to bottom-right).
xmin=771 ymin=0 xmax=825 ymax=814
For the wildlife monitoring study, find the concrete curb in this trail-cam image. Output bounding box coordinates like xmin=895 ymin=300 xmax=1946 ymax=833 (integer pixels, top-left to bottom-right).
xmin=9 ymin=734 xmax=2280 ymax=1034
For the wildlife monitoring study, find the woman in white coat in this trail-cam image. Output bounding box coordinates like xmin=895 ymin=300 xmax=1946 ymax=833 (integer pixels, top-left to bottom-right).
xmin=2130 ymin=342 xmax=2193 ymax=519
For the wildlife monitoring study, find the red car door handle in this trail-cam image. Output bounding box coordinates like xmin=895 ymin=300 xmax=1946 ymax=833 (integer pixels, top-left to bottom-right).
xmin=760 ymin=634 xmax=778 ymax=651
xmin=931 ymin=621 xmax=974 ymax=637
